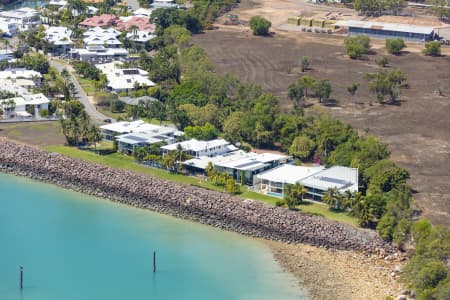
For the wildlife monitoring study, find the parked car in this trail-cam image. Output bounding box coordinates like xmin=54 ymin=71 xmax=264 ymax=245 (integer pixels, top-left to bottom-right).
xmin=103 ymin=119 xmax=111 ymax=123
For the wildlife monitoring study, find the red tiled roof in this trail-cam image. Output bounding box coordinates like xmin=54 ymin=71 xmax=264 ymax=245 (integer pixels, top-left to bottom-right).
xmin=115 ymin=16 xmax=156 ymax=33
xmin=80 ymin=14 xmax=120 ymax=27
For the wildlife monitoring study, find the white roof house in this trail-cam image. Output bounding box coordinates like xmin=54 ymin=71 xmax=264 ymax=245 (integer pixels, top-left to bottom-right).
xmin=301 ymin=166 xmax=359 ymax=194
xmin=132 ymin=8 xmax=153 ymax=17
xmin=161 ymin=138 xmax=237 ymax=158
xmin=69 ymin=46 xmax=128 ymax=63
xmin=82 ymin=27 xmax=122 ymax=48
xmin=45 ymin=26 xmax=73 ymax=45
xmin=256 ymin=164 xmax=325 ymax=185
xmin=0 ymin=69 xmax=42 ymax=80
xmin=0 ymin=19 xmax=17 ymax=36
xmin=255 ymin=165 xmax=358 ymax=199
xmin=127 ymin=30 xmax=155 ymax=43
xmin=0 ymin=93 xmax=50 ymax=118
xmin=0 ymin=8 xmax=41 ymax=31
xmin=96 ymin=61 xmax=155 ymax=92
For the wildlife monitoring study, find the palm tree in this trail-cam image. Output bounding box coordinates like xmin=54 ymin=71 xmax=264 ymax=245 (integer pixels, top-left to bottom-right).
xmin=322 ymin=187 xmax=342 ymax=210
xmin=128 ymin=24 xmax=139 ymax=40
xmin=88 ymin=125 xmax=102 ymax=151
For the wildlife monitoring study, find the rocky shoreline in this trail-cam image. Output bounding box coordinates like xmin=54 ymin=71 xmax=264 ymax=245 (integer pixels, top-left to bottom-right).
xmin=0 ymin=138 xmax=396 ymax=254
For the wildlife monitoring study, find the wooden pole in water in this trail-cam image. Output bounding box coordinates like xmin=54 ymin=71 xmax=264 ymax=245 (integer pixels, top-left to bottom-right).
xmin=19 ymin=266 xmax=23 ymax=289
xmin=153 ymin=251 xmax=156 ymax=273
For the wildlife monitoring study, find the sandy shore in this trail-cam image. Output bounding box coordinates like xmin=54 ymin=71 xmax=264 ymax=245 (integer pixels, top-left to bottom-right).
xmin=265 ymin=240 xmax=405 ymax=300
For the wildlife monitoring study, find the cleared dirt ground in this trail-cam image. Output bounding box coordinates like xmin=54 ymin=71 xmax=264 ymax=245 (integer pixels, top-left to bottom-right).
xmin=193 ymin=10 xmax=450 ymax=226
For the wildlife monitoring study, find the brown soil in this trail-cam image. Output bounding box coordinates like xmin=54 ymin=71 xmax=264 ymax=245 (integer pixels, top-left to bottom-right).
xmin=265 ymin=240 xmax=405 ymax=300
xmin=0 ymin=121 xmax=65 ymax=146
xmin=193 ymin=2 xmax=450 ymax=226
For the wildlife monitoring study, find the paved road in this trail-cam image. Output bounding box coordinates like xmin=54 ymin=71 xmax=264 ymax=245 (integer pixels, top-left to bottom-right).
xmin=50 ymin=59 xmax=113 ymax=124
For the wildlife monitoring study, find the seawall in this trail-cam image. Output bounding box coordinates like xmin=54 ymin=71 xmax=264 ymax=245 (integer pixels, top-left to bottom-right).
xmin=0 ymin=138 xmax=396 ymax=254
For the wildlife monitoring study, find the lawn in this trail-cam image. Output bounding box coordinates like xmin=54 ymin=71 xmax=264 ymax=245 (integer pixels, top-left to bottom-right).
xmin=45 ymin=145 xmax=358 ymax=226
xmin=75 ymin=75 xmax=96 ymax=96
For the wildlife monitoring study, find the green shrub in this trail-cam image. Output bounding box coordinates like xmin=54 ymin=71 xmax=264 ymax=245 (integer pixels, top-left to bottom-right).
xmin=386 ymin=38 xmax=406 ymax=55
xmin=249 ymin=16 xmax=271 ymax=36
xmin=344 ymin=35 xmax=371 ymax=59
xmin=423 ymin=41 xmax=441 ymax=57
xmin=39 ymin=109 xmax=49 ymax=117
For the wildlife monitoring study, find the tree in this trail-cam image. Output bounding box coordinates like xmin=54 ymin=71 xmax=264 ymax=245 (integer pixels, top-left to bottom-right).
xmin=87 ymin=125 xmax=102 ymax=150
xmin=289 ymin=136 xmax=315 ymax=160
xmin=427 ymin=0 xmax=450 ymax=20
xmin=386 ymin=38 xmax=406 ymax=55
xmin=284 ymin=183 xmax=307 ymax=209
xmin=314 ymin=79 xmax=332 ymax=103
xmin=364 ymin=69 xmax=406 ymax=103
xmin=423 ymin=41 xmax=442 ymax=57
xmin=323 ymin=187 xmax=343 ymax=210
xmin=347 ymin=83 xmax=359 ymax=103
xmin=344 ymin=35 xmax=371 ymax=59
xmin=249 ymin=16 xmax=271 ymax=36
xmin=300 ymin=56 xmax=310 ymax=72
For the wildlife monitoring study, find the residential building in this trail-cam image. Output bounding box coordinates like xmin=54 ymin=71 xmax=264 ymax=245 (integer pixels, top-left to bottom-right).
xmin=116 ymin=125 xmax=181 ymax=154
xmin=254 ymin=165 xmax=358 ymax=200
xmin=161 ymin=138 xmax=237 ymax=158
xmin=96 ymin=61 xmax=155 ymax=93
xmin=0 ymin=69 xmax=42 ymax=86
xmin=0 ymin=49 xmax=15 ymax=61
xmin=83 ymin=27 xmax=122 ymax=48
xmin=100 ymin=120 xmax=182 ymax=141
xmin=151 ymin=0 xmax=180 ymax=9
xmin=79 ymin=14 xmax=120 ymax=29
xmin=45 ymin=26 xmax=73 ymax=54
xmin=345 ymin=20 xmax=435 ymax=42
xmin=0 ymin=93 xmax=50 ymax=118
xmin=0 ymin=20 xmax=17 ymax=36
xmin=0 ymin=8 xmax=41 ymax=31
xmin=69 ymin=46 xmax=128 ymax=63
xmin=116 ymin=16 xmax=156 ymax=32
xmin=213 ymin=152 xmax=291 ymax=184
xmin=132 ymin=8 xmax=153 ymax=18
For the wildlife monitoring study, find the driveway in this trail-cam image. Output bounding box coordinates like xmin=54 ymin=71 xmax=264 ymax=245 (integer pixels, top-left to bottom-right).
xmin=125 ymin=0 xmax=139 ymax=11
xmin=50 ymin=59 xmax=113 ymax=124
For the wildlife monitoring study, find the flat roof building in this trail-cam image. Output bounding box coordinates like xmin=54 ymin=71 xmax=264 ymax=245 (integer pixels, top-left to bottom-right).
xmin=0 ymin=7 xmax=41 ymax=31
xmin=255 ymin=165 xmax=358 ymax=200
xmin=45 ymin=26 xmax=73 ymax=54
xmin=161 ymin=138 xmax=237 ymax=158
xmin=345 ymin=20 xmax=435 ymax=41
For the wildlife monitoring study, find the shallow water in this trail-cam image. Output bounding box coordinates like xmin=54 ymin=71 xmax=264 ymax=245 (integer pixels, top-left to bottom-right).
xmin=1 ymin=0 xmax=49 ymax=10
xmin=0 ymin=173 xmax=307 ymax=300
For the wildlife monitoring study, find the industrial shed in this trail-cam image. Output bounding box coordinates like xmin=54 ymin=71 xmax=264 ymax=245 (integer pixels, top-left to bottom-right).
xmin=345 ymin=20 xmax=435 ymax=42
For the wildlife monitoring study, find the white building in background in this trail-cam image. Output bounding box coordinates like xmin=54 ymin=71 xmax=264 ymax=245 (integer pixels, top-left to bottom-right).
xmin=0 ymin=93 xmax=50 ymax=118
xmin=0 ymin=49 xmax=15 ymax=61
xmin=132 ymin=8 xmax=153 ymax=18
xmin=0 ymin=7 xmax=41 ymax=31
xmin=96 ymin=61 xmax=155 ymax=93
xmin=254 ymin=165 xmax=358 ymax=200
xmin=45 ymin=26 xmax=73 ymax=54
xmin=0 ymin=20 xmax=17 ymax=36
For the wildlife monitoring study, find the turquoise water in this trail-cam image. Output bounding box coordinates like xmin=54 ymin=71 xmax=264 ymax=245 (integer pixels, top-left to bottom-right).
xmin=0 ymin=174 xmax=307 ymax=300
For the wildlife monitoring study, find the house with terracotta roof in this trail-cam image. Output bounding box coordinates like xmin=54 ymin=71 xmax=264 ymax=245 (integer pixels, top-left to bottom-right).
xmin=115 ymin=16 xmax=156 ymax=33
xmin=79 ymin=14 xmax=120 ymax=29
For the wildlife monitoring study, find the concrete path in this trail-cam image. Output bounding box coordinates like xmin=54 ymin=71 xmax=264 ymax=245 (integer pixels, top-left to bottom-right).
xmin=50 ymin=59 xmax=113 ymax=124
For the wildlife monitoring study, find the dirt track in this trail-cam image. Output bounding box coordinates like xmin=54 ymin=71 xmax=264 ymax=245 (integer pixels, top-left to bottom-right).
xmin=193 ymin=10 xmax=450 ymax=226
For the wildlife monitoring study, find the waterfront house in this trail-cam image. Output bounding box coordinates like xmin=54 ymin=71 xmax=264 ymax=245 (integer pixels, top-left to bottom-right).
xmin=45 ymin=26 xmax=73 ymax=54
xmin=116 ymin=126 xmax=181 ymax=154
xmin=254 ymin=165 xmax=358 ymax=200
xmin=161 ymin=138 xmax=237 ymax=158
xmin=100 ymin=120 xmax=182 ymax=141
xmin=0 ymin=93 xmax=49 ymax=118
xmin=0 ymin=7 xmax=41 ymax=31
xmin=95 ymin=61 xmax=155 ymax=93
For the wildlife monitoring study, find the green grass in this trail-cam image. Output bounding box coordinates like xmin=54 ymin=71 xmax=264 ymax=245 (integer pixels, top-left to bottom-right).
xmin=44 ymin=145 xmax=358 ymax=227
xmin=75 ymin=75 xmax=96 ymax=95
xmin=98 ymin=108 xmax=127 ymax=120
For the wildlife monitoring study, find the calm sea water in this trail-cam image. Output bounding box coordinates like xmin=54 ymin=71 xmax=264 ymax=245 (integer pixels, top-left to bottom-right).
xmin=0 ymin=173 xmax=307 ymax=300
